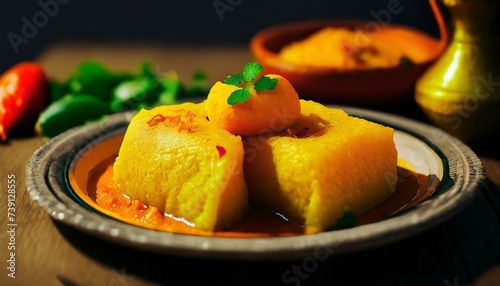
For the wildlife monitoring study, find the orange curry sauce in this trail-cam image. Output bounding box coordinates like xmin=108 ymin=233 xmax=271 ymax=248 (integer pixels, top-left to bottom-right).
xmin=88 ymin=159 xmax=436 ymax=238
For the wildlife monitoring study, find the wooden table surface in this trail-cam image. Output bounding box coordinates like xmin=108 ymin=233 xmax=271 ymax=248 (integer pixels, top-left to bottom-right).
xmin=1 ymin=42 xmax=500 ymax=286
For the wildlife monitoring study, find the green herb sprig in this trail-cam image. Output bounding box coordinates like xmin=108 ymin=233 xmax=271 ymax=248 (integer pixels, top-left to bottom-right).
xmin=224 ymin=61 xmax=278 ymax=105
xmin=327 ymin=211 xmax=357 ymax=231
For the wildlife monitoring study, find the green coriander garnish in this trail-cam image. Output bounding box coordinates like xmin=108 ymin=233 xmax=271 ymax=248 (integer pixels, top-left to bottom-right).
xmin=227 ymin=88 xmax=252 ymax=104
xmin=327 ymin=211 xmax=357 ymax=231
xmin=225 ymin=73 xmax=245 ymax=87
xmin=242 ymin=61 xmax=262 ymax=82
xmin=224 ymin=61 xmax=278 ymax=105
xmin=254 ymin=76 xmax=278 ymax=91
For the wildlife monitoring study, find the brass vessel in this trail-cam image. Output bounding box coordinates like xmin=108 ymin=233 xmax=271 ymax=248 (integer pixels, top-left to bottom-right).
xmin=415 ymin=0 xmax=500 ymax=143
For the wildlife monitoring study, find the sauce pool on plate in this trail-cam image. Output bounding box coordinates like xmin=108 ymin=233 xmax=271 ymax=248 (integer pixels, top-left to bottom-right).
xmin=84 ymin=157 xmax=438 ymax=238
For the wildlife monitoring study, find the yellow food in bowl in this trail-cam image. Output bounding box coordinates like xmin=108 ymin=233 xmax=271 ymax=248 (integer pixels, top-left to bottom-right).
xmin=244 ymin=100 xmax=398 ymax=234
xmin=113 ymin=102 xmax=248 ymax=231
xmin=278 ymin=27 xmax=407 ymax=69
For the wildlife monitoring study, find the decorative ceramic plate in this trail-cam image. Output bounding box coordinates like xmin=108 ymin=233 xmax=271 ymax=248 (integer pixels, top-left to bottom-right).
xmin=26 ymin=106 xmax=486 ymax=260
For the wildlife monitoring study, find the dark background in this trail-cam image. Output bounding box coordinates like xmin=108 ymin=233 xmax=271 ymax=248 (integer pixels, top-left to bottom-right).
xmin=0 ymin=0 xmax=444 ymax=74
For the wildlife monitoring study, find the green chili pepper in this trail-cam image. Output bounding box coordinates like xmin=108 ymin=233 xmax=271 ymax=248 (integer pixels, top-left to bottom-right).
xmin=110 ymin=62 xmax=163 ymax=112
xmin=48 ymin=79 xmax=68 ymax=102
xmin=35 ymin=94 xmax=112 ymax=138
xmin=110 ymin=77 xmax=162 ymax=112
xmin=36 ymin=60 xmax=210 ymax=139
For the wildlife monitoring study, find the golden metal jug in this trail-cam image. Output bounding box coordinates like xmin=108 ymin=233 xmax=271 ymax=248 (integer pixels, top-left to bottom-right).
xmin=415 ymin=0 xmax=500 ymax=143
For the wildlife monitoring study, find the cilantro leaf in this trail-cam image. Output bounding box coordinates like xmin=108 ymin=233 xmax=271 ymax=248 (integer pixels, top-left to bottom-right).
xmin=224 ymin=61 xmax=278 ymax=105
xmin=243 ymin=61 xmax=263 ymax=82
xmin=254 ymin=76 xmax=278 ymax=92
xmin=224 ymin=73 xmax=245 ymax=87
xmin=227 ymin=87 xmax=252 ymax=105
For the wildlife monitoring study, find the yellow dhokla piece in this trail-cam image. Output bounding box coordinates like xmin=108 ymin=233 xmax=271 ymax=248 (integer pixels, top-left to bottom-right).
xmin=243 ymin=100 xmax=398 ymax=233
xmin=113 ymin=102 xmax=248 ymax=231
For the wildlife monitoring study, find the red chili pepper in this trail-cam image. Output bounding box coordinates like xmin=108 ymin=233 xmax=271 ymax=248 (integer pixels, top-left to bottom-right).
xmin=216 ymin=145 xmax=226 ymax=158
xmin=147 ymin=114 xmax=167 ymax=126
xmin=0 ymin=62 xmax=48 ymax=141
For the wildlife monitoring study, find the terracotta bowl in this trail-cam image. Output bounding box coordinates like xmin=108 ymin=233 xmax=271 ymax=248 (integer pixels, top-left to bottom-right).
xmin=250 ymin=19 xmax=447 ymax=106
